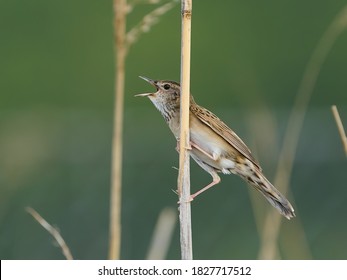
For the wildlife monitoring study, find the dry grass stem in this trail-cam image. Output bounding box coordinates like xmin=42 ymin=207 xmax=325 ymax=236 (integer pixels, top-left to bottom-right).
xmin=26 ymin=207 xmax=73 ymax=260
xmin=331 ymin=105 xmax=347 ymax=156
xmin=178 ymin=0 xmax=193 ymax=260
xmin=109 ymin=0 xmax=127 ymax=260
xmin=146 ymin=207 xmax=177 ymax=259
xmin=258 ymin=5 xmax=347 ymax=259
xmin=110 ymin=0 xmax=178 ymax=260
xmin=126 ymin=0 xmax=178 ymax=49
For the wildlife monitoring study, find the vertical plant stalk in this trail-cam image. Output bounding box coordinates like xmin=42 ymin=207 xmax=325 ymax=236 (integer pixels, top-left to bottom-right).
xmin=109 ymin=0 xmax=177 ymax=260
xmin=109 ymin=0 xmax=127 ymax=260
xmin=258 ymin=5 xmax=347 ymax=260
xmin=331 ymin=105 xmax=347 ymax=156
xmin=178 ymin=0 xmax=193 ymax=260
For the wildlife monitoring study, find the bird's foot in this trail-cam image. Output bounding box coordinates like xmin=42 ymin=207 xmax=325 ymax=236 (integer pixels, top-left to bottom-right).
xmin=176 ymin=140 xmax=192 ymax=152
xmin=177 ymin=195 xmax=194 ymax=204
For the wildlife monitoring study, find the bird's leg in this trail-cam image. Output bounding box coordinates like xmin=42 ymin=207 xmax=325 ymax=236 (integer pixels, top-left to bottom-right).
xmin=187 ymin=154 xmax=222 ymax=201
xmin=175 ymin=140 xmax=179 ymax=153
xmin=177 ymin=139 xmax=217 ymax=162
xmin=176 ymin=141 xmax=221 ymax=202
xmin=189 ymin=141 xmax=218 ymax=161
xmin=190 ymin=171 xmax=221 ymax=201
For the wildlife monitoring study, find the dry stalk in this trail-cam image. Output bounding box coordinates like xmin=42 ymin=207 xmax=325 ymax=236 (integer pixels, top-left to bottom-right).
xmin=109 ymin=0 xmax=180 ymax=260
xmin=258 ymin=5 xmax=347 ymax=259
xmin=178 ymin=0 xmax=193 ymax=260
xmin=26 ymin=207 xmax=73 ymax=260
xmin=109 ymin=0 xmax=127 ymax=260
xmin=331 ymin=105 xmax=347 ymax=156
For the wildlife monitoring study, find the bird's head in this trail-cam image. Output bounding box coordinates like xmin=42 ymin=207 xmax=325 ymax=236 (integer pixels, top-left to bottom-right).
xmin=135 ymin=76 xmax=182 ymax=116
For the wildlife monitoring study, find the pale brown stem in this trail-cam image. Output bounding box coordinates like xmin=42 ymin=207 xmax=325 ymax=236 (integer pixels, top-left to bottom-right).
xmin=331 ymin=105 xmax=347 ymax=156
xmin=178 ymin=0 xmax=193 ymax=260
xmin=109 ymin=0 xmax=127 ymax=260
xmin=26 ymin=207 xmax=73 ymax=260
xmin=109 ymin=0 xmax=179 ymax=260
xmin=258 ymin=5 xmax=347 ymax=259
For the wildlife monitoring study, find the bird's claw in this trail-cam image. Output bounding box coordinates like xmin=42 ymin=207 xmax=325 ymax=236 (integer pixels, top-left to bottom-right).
xmin=177 ymin=195 xmax=194 ymax=204
xmin=176 ymin=140 xmax=192 ymax=152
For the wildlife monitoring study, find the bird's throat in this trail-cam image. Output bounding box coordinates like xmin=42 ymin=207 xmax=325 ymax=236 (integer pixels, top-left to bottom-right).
xmin=150 ymin=98 xmax=178 ymax=123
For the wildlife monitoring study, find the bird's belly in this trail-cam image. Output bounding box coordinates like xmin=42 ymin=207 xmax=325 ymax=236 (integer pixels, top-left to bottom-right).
xmin=190 ymin=125 xmax=236 ymax=171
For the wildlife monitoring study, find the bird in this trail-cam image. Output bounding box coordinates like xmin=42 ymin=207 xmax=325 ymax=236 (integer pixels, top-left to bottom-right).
xmin=135 ymin=76 xmax=295 ymax=219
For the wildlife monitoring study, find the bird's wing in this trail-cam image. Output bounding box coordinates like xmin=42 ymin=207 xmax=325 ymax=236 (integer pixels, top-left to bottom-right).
xmin=190 ymin=102 xmax=261 ymax=170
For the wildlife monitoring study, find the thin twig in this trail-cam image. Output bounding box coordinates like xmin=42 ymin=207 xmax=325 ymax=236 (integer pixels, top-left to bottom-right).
xmin=258 ymin=5 xmax=347 ymax=259
xmin=331 ymin=105 xmax=347 ymax=156
xmin=26 ymin=207 xmax=73 ymax=260
xmin=178 ymin=0 xmax=193 ymax=260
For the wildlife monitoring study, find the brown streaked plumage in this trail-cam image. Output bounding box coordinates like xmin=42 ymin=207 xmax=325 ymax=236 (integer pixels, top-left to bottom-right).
xmin=136 ymin=76 xmax=295 ymax=219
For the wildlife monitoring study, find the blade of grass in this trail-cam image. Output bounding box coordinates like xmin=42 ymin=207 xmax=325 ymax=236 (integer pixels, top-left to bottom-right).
xmin=331 ymin=105 xmax=347 ymax=156
xmin=26 ymin=207 xmax=73 ymax=260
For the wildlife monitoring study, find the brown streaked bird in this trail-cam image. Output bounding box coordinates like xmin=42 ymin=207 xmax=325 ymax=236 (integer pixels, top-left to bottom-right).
xmin=136 ymin=76 xmax=295 ymax=219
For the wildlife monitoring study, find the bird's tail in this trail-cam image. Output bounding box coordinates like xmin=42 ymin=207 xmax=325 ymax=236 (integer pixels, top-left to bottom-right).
xmin=249 ymin=171 xmax=295 ymax=219
xmin=236 ymin=159 xmax=295 ymax=219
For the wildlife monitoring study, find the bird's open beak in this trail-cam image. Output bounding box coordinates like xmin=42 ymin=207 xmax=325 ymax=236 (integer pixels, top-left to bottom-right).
xmin=134 ymin=92 xmax=152 ymax=97
xmin=135 ymin=76 xmax=158 ymax=97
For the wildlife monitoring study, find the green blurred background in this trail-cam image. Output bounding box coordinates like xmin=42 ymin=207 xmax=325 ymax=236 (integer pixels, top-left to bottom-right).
xmin=1 ymin=0 xmax=347 ymax=259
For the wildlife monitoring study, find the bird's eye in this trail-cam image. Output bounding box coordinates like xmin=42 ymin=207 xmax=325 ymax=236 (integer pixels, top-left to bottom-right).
xmin=163 ymin=84 xmax=171 ymax=90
